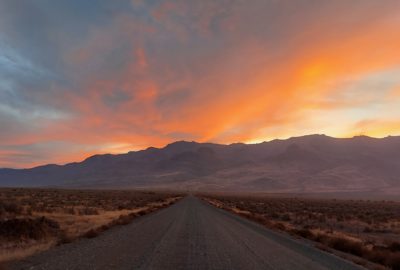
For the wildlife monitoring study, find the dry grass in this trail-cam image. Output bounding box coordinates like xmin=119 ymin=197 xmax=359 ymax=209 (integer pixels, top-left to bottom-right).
xmin=0 ymin=188 xmax=182 ymax=263
xmin=203 ymin=194 xmax=400 ymax=270
xmin=0 ymin=240 xmax=55 ymax=263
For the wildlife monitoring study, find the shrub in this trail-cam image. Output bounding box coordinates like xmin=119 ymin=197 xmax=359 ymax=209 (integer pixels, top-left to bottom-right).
xmin=389 ymin=242 xmax=400 ymax=252
xmin=327 ymin=237 xmax=365 ymax=257
xmin=273 ymin=222 xmax=287 ymax=231
xmin=58 ymin=233 xmax=74 ymax=245
xmin=83 ymin=229 xmax=100 ymax=239
xmin=137 ymin=210 xmax=149 ymax=216
xmin=78 ymin=207 xmax=99 ymax=215
xmin=0 ymin=202 xmax=22 ymax=215
xmin=291 ymin=228 xmax=314 ymax=239
xmin=203 ymin=194 xmax=400 ymax=270
xmin=386 ymin=252 xmax=400 ymax=270
xmin=115 ymin=214 xmax=133 ymax=225
xmin=0 ymin=217 xmax=60 ymax=241
xmin=363 ymin=226 xmax=373 ymax=233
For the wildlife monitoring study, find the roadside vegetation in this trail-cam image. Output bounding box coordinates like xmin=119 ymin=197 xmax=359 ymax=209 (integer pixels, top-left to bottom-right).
xmin=0 ymin=188 xmax=182 ymax=264
xmin=203 ymin=194 xmax=400 ymax=270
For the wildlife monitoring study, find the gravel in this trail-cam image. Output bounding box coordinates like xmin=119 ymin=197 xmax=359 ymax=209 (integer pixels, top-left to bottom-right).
xmin=9 ymin=196 xmax=365 ymax=270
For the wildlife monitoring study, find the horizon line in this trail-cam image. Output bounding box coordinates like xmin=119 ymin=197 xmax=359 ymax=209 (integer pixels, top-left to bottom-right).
xmin=2 ymin=133 xmax=399 ymax=171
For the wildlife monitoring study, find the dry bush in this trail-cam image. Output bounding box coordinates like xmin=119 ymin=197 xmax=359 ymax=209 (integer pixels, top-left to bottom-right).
xmin=291 ymin=228 xmax=314 ymax=239
xmin=58 ymin=232 xmax=74 ymax=245
xmin=113 ymin=214 xmax=135 ymax=226
xmin=0 ymin=217 xmax=59 ymax=241
xmin=137 ymin=209 xmax=150 ymax=216
xmin=203 ymin=194 xmax=400 ymax=270
xmin=327 ymin=237 xmax=365 ymax=257
xmin=272 ymin=222 xmax=286 ymax=231
xmin=83 ymin=228 xmax=101 ymax=239
xmin=389 ymin=242 xmax=400 ymax=252
xmin=0 ymin=202 xmax=23 ymax=217
xmin=386 ymin=253 xmax=400 ymax=270
xmin=0 ymin=188 xmax=182 ymax=263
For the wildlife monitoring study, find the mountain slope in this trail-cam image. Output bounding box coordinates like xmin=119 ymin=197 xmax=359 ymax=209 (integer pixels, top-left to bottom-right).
xmin=0 ymin=135 xmax=399 ymax=194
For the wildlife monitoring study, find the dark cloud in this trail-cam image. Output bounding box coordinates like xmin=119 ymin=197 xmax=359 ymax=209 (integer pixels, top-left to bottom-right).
xmin=0 ymin=0 xmax=400 ymax=167
xmin=102 ymin=89 xmax=133 ymax=109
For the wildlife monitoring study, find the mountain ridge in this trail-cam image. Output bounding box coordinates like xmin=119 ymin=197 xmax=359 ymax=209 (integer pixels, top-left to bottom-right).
xmin=0 ymin=134 xmax=399 ymax=194
xmin=0 ymin=134 xmax=385 ymax=170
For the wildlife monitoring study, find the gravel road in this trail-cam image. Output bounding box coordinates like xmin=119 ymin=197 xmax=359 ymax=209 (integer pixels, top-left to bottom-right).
xmin=9 ymin=196 xmax=364 ymax=270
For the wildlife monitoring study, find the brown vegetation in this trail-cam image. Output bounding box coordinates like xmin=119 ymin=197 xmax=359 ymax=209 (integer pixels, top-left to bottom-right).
xmin=0 ymin=188 xmax=182 ymax=263
xmin=203 ymin=194 xmax=400 ymax=270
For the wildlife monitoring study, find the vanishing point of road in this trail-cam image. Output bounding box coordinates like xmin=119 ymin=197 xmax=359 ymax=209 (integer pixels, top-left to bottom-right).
xmin=10 ymin=196 xmax=364 ymax=270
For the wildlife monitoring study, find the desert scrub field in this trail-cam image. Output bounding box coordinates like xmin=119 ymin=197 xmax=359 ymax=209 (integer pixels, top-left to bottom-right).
xmin=0 ymin=188 xmax=182 ymax=263
xmin=203 ymin=194 xmax=400 ymax=270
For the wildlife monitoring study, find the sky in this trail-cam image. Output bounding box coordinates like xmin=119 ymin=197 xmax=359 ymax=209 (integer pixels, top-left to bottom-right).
xmin=1 ymin=0 xmax=400 ymax=168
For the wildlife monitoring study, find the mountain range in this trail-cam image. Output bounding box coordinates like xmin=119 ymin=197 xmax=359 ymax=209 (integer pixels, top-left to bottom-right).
xmin=1 ymin=135 xmax=399 ymax=195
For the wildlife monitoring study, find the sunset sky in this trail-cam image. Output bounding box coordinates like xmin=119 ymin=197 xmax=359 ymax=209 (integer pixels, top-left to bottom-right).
xmin=1 ymin=0 xmax=400 ymax=168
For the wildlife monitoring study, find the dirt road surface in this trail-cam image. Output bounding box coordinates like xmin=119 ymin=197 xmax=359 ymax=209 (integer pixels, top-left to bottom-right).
xmin=9 ymin=196 xmax=364 ymax=270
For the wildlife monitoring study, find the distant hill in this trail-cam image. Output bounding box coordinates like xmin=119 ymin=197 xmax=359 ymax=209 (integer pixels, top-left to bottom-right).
xmin=1 ymin=135 xmax=399 ymax=195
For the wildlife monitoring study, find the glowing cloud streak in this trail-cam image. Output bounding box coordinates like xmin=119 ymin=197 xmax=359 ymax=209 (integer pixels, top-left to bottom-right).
xmin=0 ymin=0 xmax=400 ymax=167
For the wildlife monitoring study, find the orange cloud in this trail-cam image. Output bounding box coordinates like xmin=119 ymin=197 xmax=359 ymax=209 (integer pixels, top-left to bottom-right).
xmin=389 ymin=85 xmax=400 ymax=98
xmin=348 ymin=119 xmax=400 ymax=138
xmin=44 ymin=8 xmax=400 ymax=153
xmin=2 ymin=1 xmax=400 ymax=167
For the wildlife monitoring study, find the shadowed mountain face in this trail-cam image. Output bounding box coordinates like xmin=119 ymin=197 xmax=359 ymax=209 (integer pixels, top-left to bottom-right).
xmin=0 ymin=135 xmax=399 ymax=195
